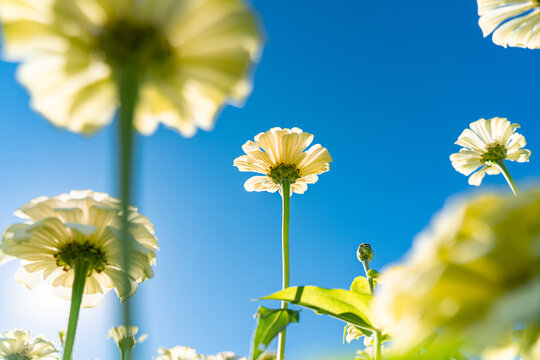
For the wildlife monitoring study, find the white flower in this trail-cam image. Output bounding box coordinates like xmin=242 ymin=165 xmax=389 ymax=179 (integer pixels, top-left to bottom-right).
xmin=233 ymin=127 xmax=332 ymax=194
xmin=477 ymin=0 xmax=540 ymax=49
xmin=374 ymin=189 xmax=540 ymax=353
xmin=0 ymin=330 xmax=58 ymax=360
xmin=450 ymin=117 xmax=530 ymax=186
xmin=107 ymin=326 xmax=147 ymax=354
xmin=0 ymin=0 xmax=262 ymax=136
xmin=204 ymin=352 xmax=246 ymax=360
xmin=155 ymin=346 xmax=199 ymax=360
xmin=0 ymin=190 xmax=158 ymax=308
xmin=155 ymin=347 xmax=246 ymax=360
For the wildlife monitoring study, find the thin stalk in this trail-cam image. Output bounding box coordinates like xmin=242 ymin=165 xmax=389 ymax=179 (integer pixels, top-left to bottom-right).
xmin=360 ymin=260 xmax=374 ymax=295
xmin=121 ymin=350 xmax=127 ymax=360
xmin=374 ymin=330 xmax=382 ymax=360
xmin=116 ymin=66 xmax=139 ymax=360
xmin=63 ymin=262 xmax=89 ymax=360
xmin=277 ymin=180 xmax=290 ymax=360
xmin=495 ymin=159 xmax=519 ymax=196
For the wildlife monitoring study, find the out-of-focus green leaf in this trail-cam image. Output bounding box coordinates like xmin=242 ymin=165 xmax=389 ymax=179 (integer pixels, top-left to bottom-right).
xmin=250 ymin=306 xmax=299 ymax=360
xmin=261 ymin=286 xmax=374 ymax=332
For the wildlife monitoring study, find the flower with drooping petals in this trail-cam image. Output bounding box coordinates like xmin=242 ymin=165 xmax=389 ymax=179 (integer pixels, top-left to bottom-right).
xmin=107 ymin=326 xmax=147 ymax=355
xmin=0 ymin=0 xmax=262 ymax=136
xmin=450 ymin=117 xmax=530 ymax=186
xmin=233 ymin=127 xmax=332 ymax=194
xmin=0 ymin=190 xmax=158 ymax=308
xmin=477 ymin=0 xmax=540 ymax=49
xmin=374 ymin=189 xmax=540 ymax=354
xmin=0 ymin=330 xmax=58 ymax=360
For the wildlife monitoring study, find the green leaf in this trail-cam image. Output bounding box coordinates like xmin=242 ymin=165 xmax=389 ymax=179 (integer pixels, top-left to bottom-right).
xmin=367 ymin=269 xmax=381 ymax=281
xmin=250 ymin=306 xmax=299 ymax=360
xmin=261 ymin=286 xmax=374 ymax=332
xmin=350 ymin=276 xmax=377 ymax=294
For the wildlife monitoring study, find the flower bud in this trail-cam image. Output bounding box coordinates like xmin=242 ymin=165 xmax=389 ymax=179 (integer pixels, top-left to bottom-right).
xmin=357 ymin=243 xmax=374 ymax=263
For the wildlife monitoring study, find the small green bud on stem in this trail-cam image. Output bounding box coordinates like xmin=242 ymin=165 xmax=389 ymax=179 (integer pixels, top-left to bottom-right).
xmin=357 ymin=243 xmax=374 ymax=263
xmin=357 ymin=243 xmax=375 ymax=295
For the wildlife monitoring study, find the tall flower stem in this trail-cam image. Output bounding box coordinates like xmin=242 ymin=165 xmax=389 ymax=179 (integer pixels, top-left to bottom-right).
xmin=116 ymin=66 xmax=139 ymax=360
xmin=63 ymin=262 xmax=89 ymax=360
xmin=360 ymin=260 xmax=374 ymax=295
xmin=495 ymin=159 xmax=519 ymax=196
xmin=277 ymin=180 xmax=290 ymax=360
xmin=374 ymin=330 xmax=382 ymax=360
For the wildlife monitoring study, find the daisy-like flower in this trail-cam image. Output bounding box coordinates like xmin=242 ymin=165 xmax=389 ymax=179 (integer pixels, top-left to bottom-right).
xmin=233 ymin=127 xmax=332 ymax=194
xmin=0 ymin=330 xmax=58 ymax=360
xmin=0 ymin=0 xmax=262 ymax=136
xmin=374 ymin=189 xmax=540 ymax=355
xmin=234 ymin=128 xmax=331 ymax=358
xmin=107 ymin=326 xmax=147 ymax=358
xmin=0 ymin=190 xmax=158 ymax=308
xmin=156 ymin=346 xmax=199 ymax=360
xmin=450 ymin=117 xmax=530 ymax=192
xmin=477 ymin=0 xmax=540 ymax=49
xmin=155 ymin=347 xmax=247 ymax=360
xmin=205 ymin=352 xmax=247 ymax=360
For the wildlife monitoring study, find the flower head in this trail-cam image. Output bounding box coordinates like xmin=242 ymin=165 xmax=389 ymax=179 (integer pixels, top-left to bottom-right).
xmin=156 ymin=346 xmax=199 ymax=360
xmin=0 ymin=190 xmax=158 ymax=308
xmin=0 ymin=330 xmax=58 ymax=360
xmin=374 ymin=189 xmax=540 ymax=353
xmin=450 ymin=117 xmax=530 ymax=186
xmin=233 ymin=127 xmax=332 ymax=194
xmin=477 ymin=0 xmax=540 ymax=49
xmin=155 ymin=347 xmax=246 ymax=360
xmin=107 ymin=326 xmax=147 ymax=355
xmin=0 ymin=0 xmax=262 ymax=136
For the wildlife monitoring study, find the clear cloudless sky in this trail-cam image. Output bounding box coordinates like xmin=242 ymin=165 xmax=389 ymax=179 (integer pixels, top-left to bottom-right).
xmin=1 ymin=1 xmax=540 ymax=359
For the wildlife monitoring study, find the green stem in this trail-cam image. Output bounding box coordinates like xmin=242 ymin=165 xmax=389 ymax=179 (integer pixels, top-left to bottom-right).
xmin=374 ymin=330 xmax=382 ymax=360
xmin=361 ymin=260 xmax=374 ymax=295
xmin=277 ymin=180 xmax=290 ymax=360
xmin=495 ymin=160 xmax=519 ymax=197
xmin=121 ymin=350 xmax=127 ymax=360
xmin=62 ymin=262 xmax=89 ymax=360
xmin=116 ymin=66 xmax=139 ymax=360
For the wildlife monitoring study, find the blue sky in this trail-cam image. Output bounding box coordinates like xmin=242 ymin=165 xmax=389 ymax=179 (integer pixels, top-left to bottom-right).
xmin=1 ymin=1 xmax=540 ymax=359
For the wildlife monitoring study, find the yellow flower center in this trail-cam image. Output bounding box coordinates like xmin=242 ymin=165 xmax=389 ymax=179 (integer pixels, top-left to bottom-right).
xmin=269 ymin=164 xmax=300 ymax=185
xmin=481 ymin=144 xmax=507 ymax=163
xmin=54 ymin=241 xmax=107 ymax=274
xmin=97 ymin=19 xmax=173 ymax=73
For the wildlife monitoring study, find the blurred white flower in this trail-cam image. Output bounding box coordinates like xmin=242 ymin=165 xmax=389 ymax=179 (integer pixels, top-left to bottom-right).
xmin=450 ymin=117 xmax=530 ymax=186
xmin=156 ymin=346 xmax=199 ymax=360
xmin=107 ymin=325 xmax=147 ymax=355
xmin=234 ymin=127 xmax=332 ymax=194
xmin=374 ymin=189 xmax=540 ymax=353
xmin=0 ymin=190 xmax=158 ymax=307
xmin=0 ymin=0 xmax=262 ymax=136
xmin=155 ymin=347 xmax=246 ymax=360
